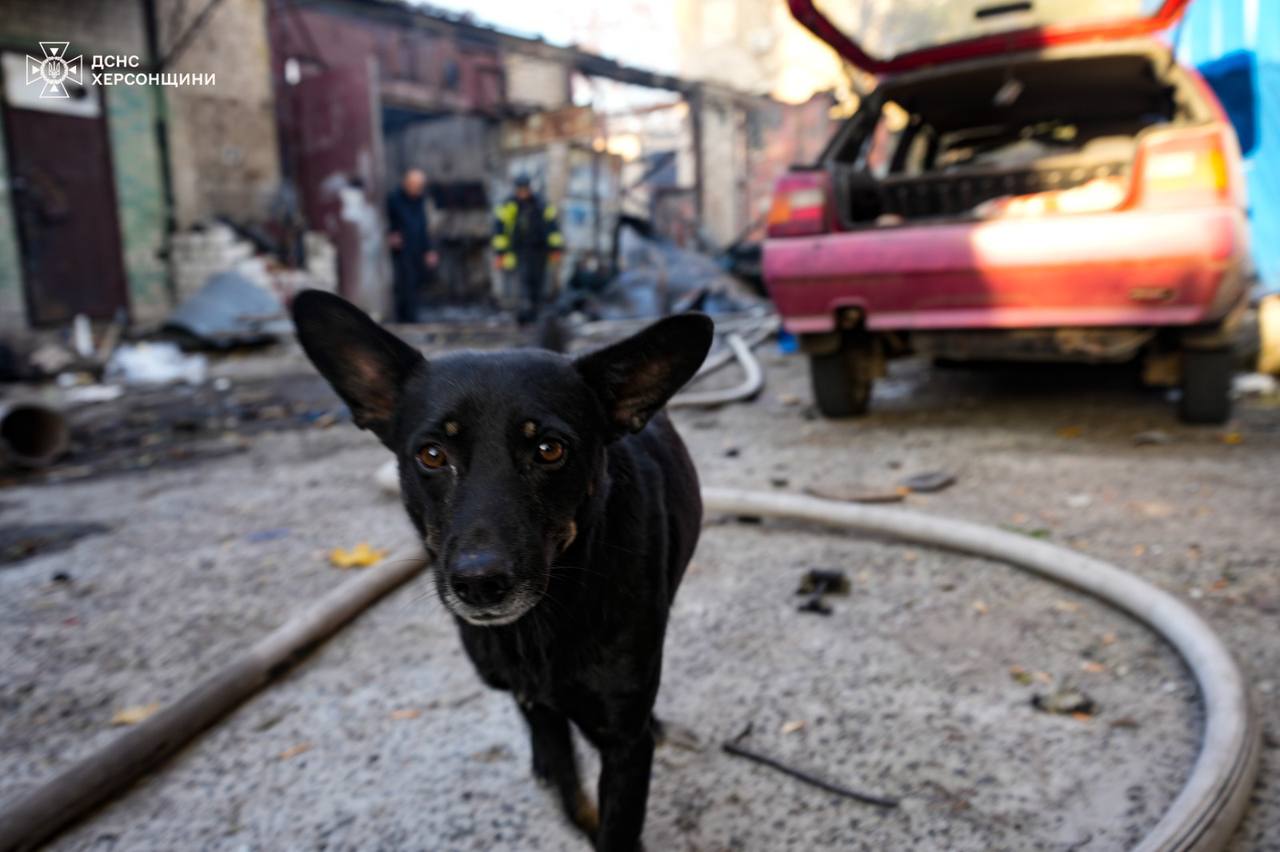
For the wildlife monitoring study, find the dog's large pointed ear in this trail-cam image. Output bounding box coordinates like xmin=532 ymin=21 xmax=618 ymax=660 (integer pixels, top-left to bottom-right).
xmin=291 ymin=290 xmax=425 ymax=444
xmin=575 ymin=312 xmax=714 ymax=438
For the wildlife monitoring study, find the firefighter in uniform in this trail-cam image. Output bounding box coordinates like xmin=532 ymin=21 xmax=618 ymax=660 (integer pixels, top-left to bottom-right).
xmin=492 ymin=175 xmax=563 ymax=323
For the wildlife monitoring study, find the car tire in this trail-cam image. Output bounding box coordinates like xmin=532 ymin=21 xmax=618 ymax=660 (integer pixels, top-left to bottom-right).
xmin=1179 ymin=348 xmax=1234 ymax=424
xmin=810 ymin=345 xmax=873 ymax=418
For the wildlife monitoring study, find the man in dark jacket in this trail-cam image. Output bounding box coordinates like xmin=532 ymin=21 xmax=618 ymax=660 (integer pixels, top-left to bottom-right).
xmin=386 ymin=168 xmax=437 ymax=323
xmin=492 ymin=175 xmax=563 ymax=323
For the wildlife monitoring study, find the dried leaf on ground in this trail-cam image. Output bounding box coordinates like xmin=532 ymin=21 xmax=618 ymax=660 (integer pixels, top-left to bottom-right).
xmin=278 ymin=742 xmax=313 ymax=760
xmin=110 ymin=703 xmax=161 ymax=726
xmin=329 ymin=542 xmax=388 ymax=569
xmin=390 ymin=708 xmax=423 ymax=720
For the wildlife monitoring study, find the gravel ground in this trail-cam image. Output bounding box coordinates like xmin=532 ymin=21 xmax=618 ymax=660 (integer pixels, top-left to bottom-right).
xmin=1 ymin=337 xmax=1277 ymax=851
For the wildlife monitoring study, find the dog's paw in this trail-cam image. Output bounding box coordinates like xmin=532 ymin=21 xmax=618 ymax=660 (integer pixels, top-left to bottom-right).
xmin=572 ymin=790 xmax=599 ymax=837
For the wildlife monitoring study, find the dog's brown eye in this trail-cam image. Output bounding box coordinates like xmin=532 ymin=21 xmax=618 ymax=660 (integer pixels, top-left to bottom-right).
xmin=417 ymin=443 xmax=448 ymax=470
xmin=536 ymin=440 xmax=565 ymax=465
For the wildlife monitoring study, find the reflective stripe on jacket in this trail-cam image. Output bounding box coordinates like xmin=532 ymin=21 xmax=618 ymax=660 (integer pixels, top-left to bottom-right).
xmin=491 ymin=195 xmax=563 ymax=269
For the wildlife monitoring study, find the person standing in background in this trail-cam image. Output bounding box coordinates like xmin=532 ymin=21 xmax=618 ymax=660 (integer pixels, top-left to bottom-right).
xmin=491 ymin=175 xmax=563 ymax=324
xmin=386 ymin=168 xmax=437 ymax=323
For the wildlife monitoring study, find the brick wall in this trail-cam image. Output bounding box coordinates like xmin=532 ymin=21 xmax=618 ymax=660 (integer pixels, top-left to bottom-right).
xmin=157 ymin=0 xmax=281 ymax=229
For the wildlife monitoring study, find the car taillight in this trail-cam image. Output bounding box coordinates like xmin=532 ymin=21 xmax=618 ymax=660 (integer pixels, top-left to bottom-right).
xmin=1136 ymin=127 xmax=1240 ymax=208
xmin=766 ymin=174 xmax=830 ymax=237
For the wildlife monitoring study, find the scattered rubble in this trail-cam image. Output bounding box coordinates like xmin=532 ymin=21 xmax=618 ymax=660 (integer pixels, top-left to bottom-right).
xmin=795 ymin=568 xmax=850 ymax=615
xmin=899 ymin=471 xmax=957 ymax=494
xmin=106 ymin=343 xmax=208 ymax=387
xmin=1031 ymin=686 xmax=1097 ymax=717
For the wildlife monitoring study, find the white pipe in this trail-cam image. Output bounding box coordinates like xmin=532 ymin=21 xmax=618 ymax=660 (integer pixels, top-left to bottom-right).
xmin=700 ymin=488 xmax=1259 ymax=852
xmin=691 ymin=319 xmax=777 ymax=381
xmin=670 ymin=333 xmax=764 ymax=408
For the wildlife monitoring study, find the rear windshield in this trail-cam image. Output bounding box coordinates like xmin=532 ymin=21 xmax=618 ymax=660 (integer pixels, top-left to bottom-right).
xmin=810 ymin=0 xmax=1160 ymax=61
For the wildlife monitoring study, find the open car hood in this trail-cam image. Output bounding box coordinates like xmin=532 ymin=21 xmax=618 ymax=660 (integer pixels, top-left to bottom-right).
xmin=789 ymin=0 xmax=1192 ymax=75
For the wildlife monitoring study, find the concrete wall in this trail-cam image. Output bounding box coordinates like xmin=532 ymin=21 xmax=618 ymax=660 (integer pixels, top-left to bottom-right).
xmin=0 ymin=0 xmax=169 ymax=326
xmin=157 ymin=0 xmax=281 ymax=229
xmin=696 ymin=92 xmax=749 ymax=247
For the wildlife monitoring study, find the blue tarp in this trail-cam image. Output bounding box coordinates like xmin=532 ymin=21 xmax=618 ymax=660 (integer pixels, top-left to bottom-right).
xmin=1177 ymin=0 xmax=1279 ymax=292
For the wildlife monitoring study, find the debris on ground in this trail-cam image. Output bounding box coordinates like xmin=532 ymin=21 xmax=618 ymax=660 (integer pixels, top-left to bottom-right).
xmin=245 ymin=528 xmax=290 ymax=544
xmin=1031 ymin=686 xmax=1097 ymax=717
xmin=61 ymin=385 xmax=125 ymax=404
xmin=722 ymin=723 xmax=899 ymax=808
xmin=278 ymin=742 xmax=313 ymax=760
xmin=1133 ymin=429 xmax=1172 ymax=446
xmin=106 ymin=342 xmax=208 ymax=387
xmin=389 ymin=708 xmax=423 ymax=721
xmin=164 ymin=271 xmax=291 ymax=349
xmin=1233 ymin=372 xmax=1278 ymax=398
xmin=329 ymin=542 xmax=388 ymax=569
xmin=28 ymin=342 xmax=77 ymax=378
xmin=0 ymin=522 xmax=110 ymax=565
xmin=561 ymin=216 xmax=765 ymax=320
xmin=795 ymin=568 xmax=850 ymax=615
xmin=110 ymin=703 xmax=162 ymax=726
xmin=803 ymin=484 xmax=906 ymax=504
xmin=0 ymin=401 xmax=71 ymax=469
xmin=899 ymin=471 xmax=956 ymax=494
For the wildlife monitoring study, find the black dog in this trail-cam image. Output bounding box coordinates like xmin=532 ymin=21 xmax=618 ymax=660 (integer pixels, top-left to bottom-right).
xmin=292 ymin=291 xmax=712 ymax=850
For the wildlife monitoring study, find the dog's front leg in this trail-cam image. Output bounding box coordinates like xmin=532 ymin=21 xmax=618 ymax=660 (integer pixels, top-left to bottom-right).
xmin=518 ymin=700 xmax=597 ymax=839
xmin=594 ymin=728 xmax=655 ymax=851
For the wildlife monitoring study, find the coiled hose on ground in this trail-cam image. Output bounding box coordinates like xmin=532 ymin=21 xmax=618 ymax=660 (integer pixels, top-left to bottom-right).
xmin=700 ymin=487 xmax=1260 ymax=852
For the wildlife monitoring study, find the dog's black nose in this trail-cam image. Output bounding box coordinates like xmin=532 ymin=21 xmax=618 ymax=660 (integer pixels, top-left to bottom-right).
xmin=450 ymin=550 xmax=514 ymax=608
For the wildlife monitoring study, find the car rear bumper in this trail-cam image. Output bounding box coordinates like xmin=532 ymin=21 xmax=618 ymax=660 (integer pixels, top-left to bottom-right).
xmin=764 ymin=206 xmax=1249 ymax=335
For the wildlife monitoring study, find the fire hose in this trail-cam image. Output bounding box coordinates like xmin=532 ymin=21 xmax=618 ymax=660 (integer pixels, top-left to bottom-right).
xmin=699 ymin=487 xmax=1260 ymax=852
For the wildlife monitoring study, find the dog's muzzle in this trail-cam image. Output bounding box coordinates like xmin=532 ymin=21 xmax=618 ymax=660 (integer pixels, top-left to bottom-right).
xmin=442 ymin=549 xmax=536 ymax=626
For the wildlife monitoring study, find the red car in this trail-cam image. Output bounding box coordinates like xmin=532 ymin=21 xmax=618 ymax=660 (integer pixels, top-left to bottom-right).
xmin=764 ymin=0 xmax=1250 ymax=423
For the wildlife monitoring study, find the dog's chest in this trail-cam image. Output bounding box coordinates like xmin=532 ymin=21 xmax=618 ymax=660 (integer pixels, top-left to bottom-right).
xmin=460 ymin=620 xmax=584 ymax=706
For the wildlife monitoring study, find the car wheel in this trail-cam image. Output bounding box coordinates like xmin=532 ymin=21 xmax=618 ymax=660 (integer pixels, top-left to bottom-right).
xmin=809 ymin=345 xmax=873 ymax=418
xmin=1179 ymin=347 xmax=1234 ymax=424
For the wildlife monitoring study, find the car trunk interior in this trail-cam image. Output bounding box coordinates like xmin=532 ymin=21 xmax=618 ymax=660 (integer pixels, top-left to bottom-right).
xmin=827 ymin=47 xmax=1212 ymax=228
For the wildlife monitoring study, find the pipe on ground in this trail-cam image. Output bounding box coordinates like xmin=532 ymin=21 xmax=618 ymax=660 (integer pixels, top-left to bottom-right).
xmin=670 ymin=333 xmax=764 ymax=408
xmin=0 ymin=550 xmax=428 ymax=852
xmin=0 ymin=401 xmax=69 ymax=468
xmin=689 ymin=319 xmax=776 ymax=381
xmin=0 ymin=488 xmax=1256 ymax=852
xmin=700 ymin=487 xmax=1260 ymax=852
